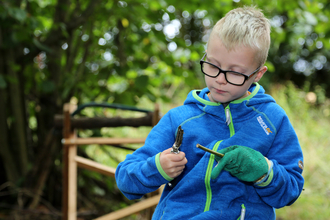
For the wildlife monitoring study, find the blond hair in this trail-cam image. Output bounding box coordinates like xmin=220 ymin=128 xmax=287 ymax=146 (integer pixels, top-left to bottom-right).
xmin=208 ymin=6 xmax=270 ymax=65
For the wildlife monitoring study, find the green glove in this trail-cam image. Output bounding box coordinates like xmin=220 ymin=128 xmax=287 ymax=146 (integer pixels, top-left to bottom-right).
xmin=211 ymin=145 xmax=268 ymax=182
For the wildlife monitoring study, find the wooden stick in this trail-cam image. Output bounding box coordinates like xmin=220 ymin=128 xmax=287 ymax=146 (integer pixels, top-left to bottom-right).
xmin=196 ymin=144 xmax=224 ymax=158
xmin=94 ymin=194 xmax=161 ymax=220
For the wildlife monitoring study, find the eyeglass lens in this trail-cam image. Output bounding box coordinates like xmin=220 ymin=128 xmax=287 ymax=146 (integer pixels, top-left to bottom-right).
xmin=202 ymin=62 xmax=246 ymax=85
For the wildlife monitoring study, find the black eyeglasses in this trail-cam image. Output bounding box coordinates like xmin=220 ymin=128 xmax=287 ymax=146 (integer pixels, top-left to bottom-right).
xmin=200 ymin=53 xmax=260 ymax=86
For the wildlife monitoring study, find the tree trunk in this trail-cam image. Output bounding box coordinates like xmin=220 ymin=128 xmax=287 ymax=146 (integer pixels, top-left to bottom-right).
xmin=0 ymin=41 xmax=23 ymax=183
xmin=0 ymin=55 xmax=20 ymax=183
xmin=7 ymin=49 xmax=29 ymax=177
xmin=28 ymin=128 xmax=58 ymax=209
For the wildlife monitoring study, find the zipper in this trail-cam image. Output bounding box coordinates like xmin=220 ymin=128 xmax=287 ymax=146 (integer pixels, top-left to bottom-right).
xmin=204 ymin=141 xmax=221 ymax=212
xmin=237 ymin=204 xmax=246 ymax=220
xmin=203 ymin=106 xmax=235 ymax=213
xmin=225 ymin=108 xmax=231 ymax=126
xmin=225 ymin=106 xmax=235 ymax=136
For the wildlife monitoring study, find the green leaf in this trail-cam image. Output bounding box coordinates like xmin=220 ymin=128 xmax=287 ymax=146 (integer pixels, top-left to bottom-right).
xmin=127 ymin=70 xmax=138 ymax=79
xmin=8 ymin=7 xmax=27 ymax=23
xmin=265 ymin=61 xmax=275 ymax=73
xmin=146 ymin=92 xmax=156 ymax=102
xmin=135 ymin=75 xmax=149 ymax=89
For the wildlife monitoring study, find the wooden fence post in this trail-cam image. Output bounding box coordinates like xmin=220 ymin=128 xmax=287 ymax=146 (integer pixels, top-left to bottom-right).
xmin=62 ymin=103 xmax=77 ymax=220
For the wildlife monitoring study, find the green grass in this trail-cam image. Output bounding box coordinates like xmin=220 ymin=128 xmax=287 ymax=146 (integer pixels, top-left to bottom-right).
xmin=269 ymin=83 xmax=330 ymax=220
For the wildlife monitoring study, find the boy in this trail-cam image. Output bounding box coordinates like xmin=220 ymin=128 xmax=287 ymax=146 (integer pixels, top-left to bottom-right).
xmin=116 ymin=6 xmax=304 ymax=220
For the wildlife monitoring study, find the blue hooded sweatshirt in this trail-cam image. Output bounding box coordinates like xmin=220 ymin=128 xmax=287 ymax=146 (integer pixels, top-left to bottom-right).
xmin=115 ymin=83 xmax=304 ymax=220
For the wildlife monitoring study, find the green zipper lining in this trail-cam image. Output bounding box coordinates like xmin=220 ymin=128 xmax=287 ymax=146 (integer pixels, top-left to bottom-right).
xmin=204 ymin=140 xmax=222 ymax=212
xmin=204 ymin=107 xmax=236 ymax=212
xmin=192 ymin=82 xmax=260 ymax=106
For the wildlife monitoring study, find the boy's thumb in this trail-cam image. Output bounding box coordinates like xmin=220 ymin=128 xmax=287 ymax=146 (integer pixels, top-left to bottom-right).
xmin=211 ymin=160 xmax=226 ymax=179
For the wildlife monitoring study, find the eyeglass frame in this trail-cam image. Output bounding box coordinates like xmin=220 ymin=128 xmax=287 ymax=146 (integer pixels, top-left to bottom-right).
xmin=200 ymin=53 xmax=261 ymax=86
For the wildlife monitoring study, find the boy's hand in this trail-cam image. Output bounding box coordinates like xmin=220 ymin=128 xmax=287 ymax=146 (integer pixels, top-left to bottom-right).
xmin=211 ymin=145 xmax=268 ymax=182
xmin=160 ymin=148 xmax=188 ymax=179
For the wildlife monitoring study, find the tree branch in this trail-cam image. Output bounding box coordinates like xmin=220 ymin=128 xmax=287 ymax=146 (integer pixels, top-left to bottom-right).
xmin=66 ymin=0 xmax=102 ymax=31
xmin=44 ymin=0 xmax=102 ymax=47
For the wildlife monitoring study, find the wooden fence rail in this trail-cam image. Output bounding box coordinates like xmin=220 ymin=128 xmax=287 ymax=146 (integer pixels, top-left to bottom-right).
xmin=60 ymin=103 xmax=161 ymax=220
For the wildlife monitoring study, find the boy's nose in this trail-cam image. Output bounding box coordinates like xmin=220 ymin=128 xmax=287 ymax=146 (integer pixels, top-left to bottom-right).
xmin=215 ymin=72 xmax=227 ymax=84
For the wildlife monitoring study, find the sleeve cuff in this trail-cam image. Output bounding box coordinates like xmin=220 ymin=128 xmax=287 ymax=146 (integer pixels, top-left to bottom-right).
xmin=155 ymin=152 xmax=174 ymax=182
xmin=254 ymin=160 xmax=274 ymax=187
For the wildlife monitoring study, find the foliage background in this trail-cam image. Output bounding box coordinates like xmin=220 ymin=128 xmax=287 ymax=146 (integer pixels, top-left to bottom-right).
xmin=0 ymin=0 xmax=329 ymax=219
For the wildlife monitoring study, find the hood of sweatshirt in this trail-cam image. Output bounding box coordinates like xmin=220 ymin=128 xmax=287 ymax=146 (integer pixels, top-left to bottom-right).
xmin=183 ymin=83 xmax=276 ymax=123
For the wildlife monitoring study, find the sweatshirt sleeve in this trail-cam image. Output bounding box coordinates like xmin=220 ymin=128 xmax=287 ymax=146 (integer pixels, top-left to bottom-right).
xmin=115 ymin=113 xmax=175 ymax=200
xmin=254 ymin=114 xmax=304 ymax=208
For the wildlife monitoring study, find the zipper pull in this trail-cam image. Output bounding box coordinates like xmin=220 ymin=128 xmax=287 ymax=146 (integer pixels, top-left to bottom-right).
xmin=240 ymin=204 xmax=246 ymax=220
xmin=225 ymin=108 xmax=231 ymax=126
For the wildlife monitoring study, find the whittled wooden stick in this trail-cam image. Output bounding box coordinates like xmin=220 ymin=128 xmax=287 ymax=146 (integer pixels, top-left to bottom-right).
xmin=196 ymin=144 xmax=224 ymax=158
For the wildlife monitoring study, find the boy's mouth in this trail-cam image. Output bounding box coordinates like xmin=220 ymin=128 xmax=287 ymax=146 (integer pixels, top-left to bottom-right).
xmin=214 ymin=88 xmax=227 ymax=94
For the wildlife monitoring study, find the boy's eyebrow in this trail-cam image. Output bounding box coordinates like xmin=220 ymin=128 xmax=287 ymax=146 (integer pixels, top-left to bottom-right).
xmin=206 ymin=54 xmax=249 ymax=72
xmin=204 ymin=54 xmax=217 ymax=63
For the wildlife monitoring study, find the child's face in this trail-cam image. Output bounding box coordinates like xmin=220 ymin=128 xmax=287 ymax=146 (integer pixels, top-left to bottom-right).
xmin=204 ymin=36 xmax=266 ymax=103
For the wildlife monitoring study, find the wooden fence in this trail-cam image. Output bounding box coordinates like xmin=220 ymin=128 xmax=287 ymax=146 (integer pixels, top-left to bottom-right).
xmin=59 ymin=103 xmax=162 ymax=220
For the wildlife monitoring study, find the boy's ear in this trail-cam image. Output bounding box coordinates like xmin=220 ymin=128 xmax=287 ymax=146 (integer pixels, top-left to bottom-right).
xmin=254 ymin=66 xmax=267 ymax=82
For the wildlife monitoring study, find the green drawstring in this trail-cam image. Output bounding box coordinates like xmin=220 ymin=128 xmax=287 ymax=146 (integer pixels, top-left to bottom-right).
xmin=237 ymin=204 xmax=246 ymax=220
